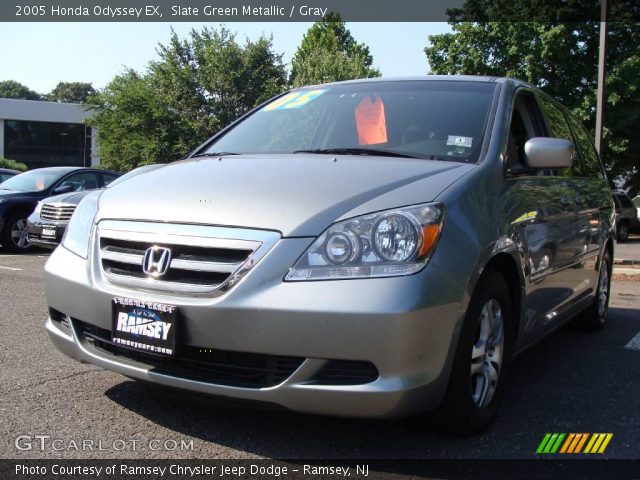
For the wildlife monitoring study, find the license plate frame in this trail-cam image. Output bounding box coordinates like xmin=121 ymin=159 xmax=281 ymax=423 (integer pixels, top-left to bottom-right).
xmin=111 ymin=297 xmax=177 ymax=356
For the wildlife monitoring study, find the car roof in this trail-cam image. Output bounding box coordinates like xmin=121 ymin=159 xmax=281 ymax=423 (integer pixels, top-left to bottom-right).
xmin=17 ymin=167 xmax=118 ymax=175
xmin=299 ymin=75 xmax=536 ymax=90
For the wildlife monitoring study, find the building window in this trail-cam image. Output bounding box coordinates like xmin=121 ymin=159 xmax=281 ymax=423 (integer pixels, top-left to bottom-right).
xmin=3 ymin=120 xmax=91 ymax=169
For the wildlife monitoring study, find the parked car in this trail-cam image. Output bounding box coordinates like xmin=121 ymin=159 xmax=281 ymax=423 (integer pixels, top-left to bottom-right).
xmin=0 ymin=167 xmax=119 ymax=252
xmin=612 ymin=191 xmax=638 ymax=241
xmin=44 ymin=77 xmax=615 ymax=435
xmin=632 ymin=195 xmax=640 ymax=230
xmin=0 ymin=168 xmax=21 ymax=184
xmin=28 ymin=165 xmax=162 ymax=249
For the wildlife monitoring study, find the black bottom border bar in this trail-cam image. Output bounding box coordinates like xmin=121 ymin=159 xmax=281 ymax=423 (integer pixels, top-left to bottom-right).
xmin=3 ymin=459 xmax=640 ymax=480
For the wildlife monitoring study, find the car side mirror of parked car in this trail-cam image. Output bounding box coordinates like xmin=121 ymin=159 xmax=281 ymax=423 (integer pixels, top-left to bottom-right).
xmin=52 ymin=184 xmax=74 ymax=195
xmin=524 ymin=137 xmax=575 ymax=170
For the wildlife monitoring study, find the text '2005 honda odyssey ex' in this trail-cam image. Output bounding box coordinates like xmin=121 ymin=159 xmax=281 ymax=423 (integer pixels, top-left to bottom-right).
xmin=45 ymin=77 xmax=614 ymax=434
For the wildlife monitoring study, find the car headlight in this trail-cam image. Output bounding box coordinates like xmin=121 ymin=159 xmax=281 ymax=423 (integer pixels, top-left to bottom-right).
xmin=285 ymin=203 xmax=444 ymax=281
xmin=61 ymin=191 xmax=100 ymax=258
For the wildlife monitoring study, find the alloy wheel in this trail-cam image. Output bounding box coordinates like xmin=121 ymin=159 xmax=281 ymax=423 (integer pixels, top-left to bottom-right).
xmin=10 ymin=218 xmax=30 ymax=249
xmin=470 ymin=298 xmax=504 ymax=409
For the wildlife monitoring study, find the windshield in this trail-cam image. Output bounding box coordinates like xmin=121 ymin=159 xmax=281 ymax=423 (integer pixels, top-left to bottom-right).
xmin=0 ymin=169 xmax=65 ymax=192
xmin=204 ymin=80 xmax=497 ymax=163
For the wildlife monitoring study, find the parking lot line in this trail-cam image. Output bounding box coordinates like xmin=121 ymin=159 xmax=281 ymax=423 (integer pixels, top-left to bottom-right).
xmin=625 ymin=331 xmax=640 ymax=351
xmin=0 ymin=265 xmax=22 ymax=271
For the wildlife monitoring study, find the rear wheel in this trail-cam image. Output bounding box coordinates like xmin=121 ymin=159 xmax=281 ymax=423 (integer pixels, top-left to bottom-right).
xmin=1 ymin=214 xmax=32 ymax=253
xmin=572 ymin=249 xmax=612 ymax=331
xmin=437 ymin=270 xmax=512 ymax=436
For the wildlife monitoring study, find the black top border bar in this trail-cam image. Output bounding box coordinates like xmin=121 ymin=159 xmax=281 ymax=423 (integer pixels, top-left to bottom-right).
xmin=2 ymin=0 xmax=639 ymax=22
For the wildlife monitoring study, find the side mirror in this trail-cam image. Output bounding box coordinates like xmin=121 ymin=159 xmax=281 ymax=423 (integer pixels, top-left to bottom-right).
xmin=52 ymin=184 xmax=74 ymax=195
xmin=524 ymin=137 xmax=575 ymax=169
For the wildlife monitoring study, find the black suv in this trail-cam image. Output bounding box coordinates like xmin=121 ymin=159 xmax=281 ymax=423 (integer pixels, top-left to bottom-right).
xmin=613 ymin=191 xmax=638 ymax=242
xmin=0 ymin=167 xmax=119 ymax=252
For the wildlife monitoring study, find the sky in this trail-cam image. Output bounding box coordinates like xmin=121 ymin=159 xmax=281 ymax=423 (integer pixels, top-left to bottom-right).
xmin=0 ymin=22 xmax=451 ymax=93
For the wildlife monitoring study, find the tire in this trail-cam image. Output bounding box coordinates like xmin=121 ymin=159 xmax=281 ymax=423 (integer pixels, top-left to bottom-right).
xmin=617 ymin=222 xmax=629 ymax=242
xmin=1 ymin=213 xmax=32 ymax=253
xmin=436 ymin=270 xmax=513 ymax=436
xmin=572 ymin=249 xmax=612 ymax=332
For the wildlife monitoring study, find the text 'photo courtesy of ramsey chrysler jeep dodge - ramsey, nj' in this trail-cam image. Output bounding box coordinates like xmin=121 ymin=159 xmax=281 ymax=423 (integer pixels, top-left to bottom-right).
xmin=44 ymin=76 xmax=615 ymax=435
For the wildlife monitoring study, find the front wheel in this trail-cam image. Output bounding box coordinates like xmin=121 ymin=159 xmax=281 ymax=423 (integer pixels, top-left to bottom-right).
xmin=1 ymin=214 xmax=32 ymax=253
xmin=436 ymin=270 xmax=512 ymax=436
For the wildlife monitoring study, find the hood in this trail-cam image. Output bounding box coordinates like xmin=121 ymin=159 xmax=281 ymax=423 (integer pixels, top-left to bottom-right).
xmin=0 ymin=189 xmax=43 ymax=201
xmin=98 ymin=154 xmax=473 ymax=237
xmin=42 ymin=190 xmax=95 ymax=206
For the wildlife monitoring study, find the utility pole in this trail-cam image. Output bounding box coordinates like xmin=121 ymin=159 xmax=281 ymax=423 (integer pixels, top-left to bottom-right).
xmin=594 ymin=0 xmax=608 ymax=155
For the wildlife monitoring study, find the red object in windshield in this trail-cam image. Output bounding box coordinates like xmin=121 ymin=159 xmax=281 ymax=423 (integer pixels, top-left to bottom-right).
xmin=355 ymin=95 xmax=388 ymax=145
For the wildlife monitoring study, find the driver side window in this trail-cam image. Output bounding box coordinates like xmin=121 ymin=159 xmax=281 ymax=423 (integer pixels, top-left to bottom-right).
xmin=506 ymin=94 xmax=539 ymax=173
xmin=56 ymin=172 xmax=100 ymax=193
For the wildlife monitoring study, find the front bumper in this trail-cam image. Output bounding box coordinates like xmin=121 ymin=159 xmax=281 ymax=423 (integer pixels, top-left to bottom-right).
xmin=27 ymin=218 xmax=66 ymax=249
xmin=45 ymin=238 xmax=466 ymax=418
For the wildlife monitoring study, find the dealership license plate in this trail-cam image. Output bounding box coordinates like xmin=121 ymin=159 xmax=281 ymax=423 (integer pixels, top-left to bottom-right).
xmin=41 ymin=226 xmax=56 ymax=238
xmin=112 ymin=297 xmax=177 ymax=355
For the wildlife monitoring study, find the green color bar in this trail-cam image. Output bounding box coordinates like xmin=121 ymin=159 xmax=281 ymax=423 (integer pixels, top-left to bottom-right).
xmin=543 ymin=434 xmax=559 ymax=453
xmin=550 ymin=433 xmax=566 ymax=453
xmin=536 ymin=433 xmax=552 ymax=454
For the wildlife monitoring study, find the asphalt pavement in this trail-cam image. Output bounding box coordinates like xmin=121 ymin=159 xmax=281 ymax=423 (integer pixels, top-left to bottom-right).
xmin=0 ymin=252 xmax=638 ymax=460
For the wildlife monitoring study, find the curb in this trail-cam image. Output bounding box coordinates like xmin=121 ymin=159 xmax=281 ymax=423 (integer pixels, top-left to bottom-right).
xmin=614 ymin=259 xmax=640 ymax=266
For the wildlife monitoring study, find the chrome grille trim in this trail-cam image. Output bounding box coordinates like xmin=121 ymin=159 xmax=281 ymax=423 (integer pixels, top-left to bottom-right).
xmin=95 ymin=220 xmax=280 ymax=295
xmin=41 ymin=203 xmax=77 ymax=222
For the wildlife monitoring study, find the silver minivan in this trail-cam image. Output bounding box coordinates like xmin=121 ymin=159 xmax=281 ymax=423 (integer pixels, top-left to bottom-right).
xmin=44 ymin=77 xmax=615 ymax=434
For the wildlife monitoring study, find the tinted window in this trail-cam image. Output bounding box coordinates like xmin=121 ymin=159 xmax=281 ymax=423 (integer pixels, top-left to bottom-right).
xmin=101 ymin=173 xmax=120 ymax=187
xmin=56 ymin=172 xmax=100 ymax=192
xmin=616 ymin=194 xmax=634 ymax=208
xmin=205 ymin=81 xmax=497 ymax=163
xmin=567 ymin=115 xmax=603 ymax=178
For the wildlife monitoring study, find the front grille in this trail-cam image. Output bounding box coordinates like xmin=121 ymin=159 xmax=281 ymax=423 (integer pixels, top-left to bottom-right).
xmin=41 ymin=203 xmax=76 ymax=222
xmin=73 ymin=319 xmax=304 ymax=389
xmin=314 ymin=360 xmax=379 ymax=385
xmin=96 ymin=221 xmax=280 ymax=295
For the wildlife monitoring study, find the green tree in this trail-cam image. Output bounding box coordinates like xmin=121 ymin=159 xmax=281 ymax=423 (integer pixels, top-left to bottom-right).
xmin=89 ymin=26 xmax=287 ymax=170
xmin=425 ymin=16 xmax=640 ymax=194
xmin=150 ymin=27 xmax=287 ymax=142
xmin=0 ymin=157 xmax=28 ymax=172
xmin=87 ymin=70 xmax=185 ymax=171
xmin=47 ymin=82 xmax=96 ymax=103
xmin=0 ymin=80 xmax=42 ymax=100
xmin=290 ymin=13 xmax=381 ymax=87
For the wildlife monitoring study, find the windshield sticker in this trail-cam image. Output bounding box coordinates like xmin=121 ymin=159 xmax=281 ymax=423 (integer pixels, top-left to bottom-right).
xmin=447 ymin=135 xmax=473 ymax=148
xmin=263 ymin=89 xmax=328 ymax=111
xmin=355 ymin=95 xmax=388 ymax=145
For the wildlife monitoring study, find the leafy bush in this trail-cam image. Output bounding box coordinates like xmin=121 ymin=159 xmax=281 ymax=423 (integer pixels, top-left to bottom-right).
xmin=0 ymin=158 xmax=28 ymax=172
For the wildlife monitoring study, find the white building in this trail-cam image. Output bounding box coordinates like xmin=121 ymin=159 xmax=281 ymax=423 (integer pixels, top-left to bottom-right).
xmin=0 ymin=98 xmax=99 ymax=169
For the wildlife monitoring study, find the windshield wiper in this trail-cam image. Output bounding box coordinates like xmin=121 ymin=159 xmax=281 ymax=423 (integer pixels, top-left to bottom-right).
xmin=292 ymin=148 xmax=426 ymax=159
xmin=191 ymin=151 xmax=241 ymax=158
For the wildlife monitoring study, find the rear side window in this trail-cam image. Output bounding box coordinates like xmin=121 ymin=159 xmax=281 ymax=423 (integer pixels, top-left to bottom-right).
xmin=101 ymin=173 xmax=119 ymax=187
xmin=567 ymin=114 xmax=603 ymax=178
xmin=617 ymin=194 xmax=634 ymax=208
